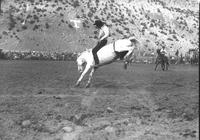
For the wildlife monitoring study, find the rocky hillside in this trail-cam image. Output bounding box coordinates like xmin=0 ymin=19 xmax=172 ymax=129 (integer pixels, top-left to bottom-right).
xmin=0 ymin=0 xmax=199 ymax=55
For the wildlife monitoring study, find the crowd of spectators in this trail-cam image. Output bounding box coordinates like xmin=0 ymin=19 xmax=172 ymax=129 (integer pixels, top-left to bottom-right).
xmin=0 ymin=49 xmax=198 ymax=64
xmin=0 ymin=49 xmax=77 ymax=61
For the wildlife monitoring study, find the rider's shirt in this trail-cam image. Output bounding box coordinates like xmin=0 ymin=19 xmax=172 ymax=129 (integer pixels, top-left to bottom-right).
xmin=160 ymin=48 xmax=167 ymax=56
xmin=98 ymin=25 xmax=109 ymax=41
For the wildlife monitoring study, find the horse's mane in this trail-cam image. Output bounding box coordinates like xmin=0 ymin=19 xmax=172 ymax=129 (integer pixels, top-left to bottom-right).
xmin=85 ymin=48 xmax=92 ymax=52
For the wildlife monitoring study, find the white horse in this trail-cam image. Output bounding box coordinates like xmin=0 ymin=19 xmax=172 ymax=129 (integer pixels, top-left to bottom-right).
xmin=75 ymin=37 xmax=140 ymax=87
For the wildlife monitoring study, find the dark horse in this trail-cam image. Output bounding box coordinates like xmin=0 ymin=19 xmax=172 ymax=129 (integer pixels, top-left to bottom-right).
xmin=155 ymin=49 xmax=169 ymax=71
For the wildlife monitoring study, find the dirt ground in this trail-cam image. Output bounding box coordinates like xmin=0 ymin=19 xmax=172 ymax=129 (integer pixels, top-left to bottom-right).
xmin=0 ymin=60 xmax=199 ymax=140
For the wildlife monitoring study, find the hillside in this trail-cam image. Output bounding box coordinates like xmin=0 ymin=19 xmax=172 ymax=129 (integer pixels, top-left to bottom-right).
xmin=0 ymin=0 xmax=199 ymax=56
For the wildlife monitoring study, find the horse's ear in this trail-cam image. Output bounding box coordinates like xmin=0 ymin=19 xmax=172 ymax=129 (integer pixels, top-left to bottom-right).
xmin=85 ymin=48 xmax=90 ymax=52
xmin=77 ymin=52 xmax=81 ymax=58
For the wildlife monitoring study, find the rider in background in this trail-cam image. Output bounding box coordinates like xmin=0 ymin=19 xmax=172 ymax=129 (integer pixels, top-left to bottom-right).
xmin=92 ymin=20 xmax=110 ymax=65
xmin=160 ymin=45 xmax=169 ymax=64
xmin=160 ymin=45 xmax=168 ymax=57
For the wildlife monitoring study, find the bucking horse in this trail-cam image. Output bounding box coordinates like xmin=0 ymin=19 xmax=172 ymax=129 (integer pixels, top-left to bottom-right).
xmin=75 ymin=37 xmax=140 ymax=87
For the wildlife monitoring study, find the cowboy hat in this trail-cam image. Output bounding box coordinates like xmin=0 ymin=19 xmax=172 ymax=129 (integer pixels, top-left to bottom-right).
xmin=93 ymin=20 xmax=104 ymax=28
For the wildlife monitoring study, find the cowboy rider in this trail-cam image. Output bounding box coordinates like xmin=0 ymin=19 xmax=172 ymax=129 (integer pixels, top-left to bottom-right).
xmin=160 ymin=45 xmax=167 ymax=57
xmin=92 ymin=19 xmax=110 ymax=65
xmin=160 ymin=45 xmax=169 ymax=65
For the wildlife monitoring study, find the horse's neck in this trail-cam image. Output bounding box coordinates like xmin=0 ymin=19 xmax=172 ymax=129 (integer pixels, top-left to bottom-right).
xmin=81 ymin=50 xmax=93 ymax=63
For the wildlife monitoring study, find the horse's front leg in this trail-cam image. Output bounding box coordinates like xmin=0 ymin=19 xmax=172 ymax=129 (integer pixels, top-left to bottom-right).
xmin=75 ymin=65 xmax=91 ymax=87
xmin=154 ymin=61 xmax=159 ymax=71
xmin=154 ymin=64 xmax=158 ymax=71
xmin=166 ymin=62 xmax=169 ymax=70
xmin=85 ymin=67 xmax=96 ymax=88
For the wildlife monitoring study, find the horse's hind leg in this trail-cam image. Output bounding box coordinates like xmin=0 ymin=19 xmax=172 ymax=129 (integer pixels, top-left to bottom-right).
xmin=161 ymin=60 xmax=165 ymax=71
xmin=155 ymin=62 xmax=159 ymax=71
xmin=124 ymin=61 xmax=128 ymax=70
xmin=166 ymin=63 xmax=169 ymax=70
xmin=161 ymin=64 xmax=165 ymax=71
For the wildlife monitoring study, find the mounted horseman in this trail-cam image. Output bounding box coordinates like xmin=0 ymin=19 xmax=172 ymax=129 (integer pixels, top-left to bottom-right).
xmin=92 ymin=19 xmax=136 ymax=69
xmin=75 ymin=20 xmax=140 ymax=87
xmin=92 ymin=20 xmax=110 ymax=67
xmin=155 ymin=45 xmax=169 ymax=71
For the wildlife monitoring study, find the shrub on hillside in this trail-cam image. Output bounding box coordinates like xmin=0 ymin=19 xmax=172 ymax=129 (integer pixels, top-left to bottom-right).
xmin=61 ymin=19 xmax=64 ymax=23
xmin=22 ymin=25 xmax=28 ymax=30
xmin=68 ymin=24 xmax=73 ymax=28
xmin=82 ymin=22 xmax=89 ymax=28
xmin=116 ymin=29 xmax=123 ymax=35
xmin=2 ymin=31 xmax=8 ymax=36
xmin=72 ymin=0 xmax=80 ymax=8
xmin=33 ymin=25 xmax=40 ymax=31
xmin=29 ymin=20 xmax=35 ymax=24
xmin=87 ymin=12 xmax=93 ymax=17
xmin=45 ymin=23 xmax=50 ymax=29
xmin=167 ymin=38 xmax=173 ymax=41
xmin=56 ymin=7 xmax=62 ymax=11
xmin=8 ymin=13 xmax=16 ymax=30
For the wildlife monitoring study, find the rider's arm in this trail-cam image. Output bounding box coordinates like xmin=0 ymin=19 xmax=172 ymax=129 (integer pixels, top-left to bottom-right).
xmin=98 ymin=26 xmax=109 ymax=41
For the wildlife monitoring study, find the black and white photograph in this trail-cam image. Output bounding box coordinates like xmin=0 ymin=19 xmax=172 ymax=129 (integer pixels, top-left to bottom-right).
xmin=0 ymin=0 xmax=199 ymax=139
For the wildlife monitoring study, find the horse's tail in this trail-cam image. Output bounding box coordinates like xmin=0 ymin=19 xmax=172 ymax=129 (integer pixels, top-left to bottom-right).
xmin=129 ymin=37 xmax=139 ymax=44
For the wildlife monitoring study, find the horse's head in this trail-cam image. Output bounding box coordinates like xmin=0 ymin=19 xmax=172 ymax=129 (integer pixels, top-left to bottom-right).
xmin=76 ymin=54 xmax=85 ymax=73
xmin=76 ymin=50 xmax=90 ymax=73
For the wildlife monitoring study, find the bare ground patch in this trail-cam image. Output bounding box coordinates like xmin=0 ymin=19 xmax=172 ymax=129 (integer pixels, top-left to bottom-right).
xmin=0 ymin=61 xmax=198 ymax=140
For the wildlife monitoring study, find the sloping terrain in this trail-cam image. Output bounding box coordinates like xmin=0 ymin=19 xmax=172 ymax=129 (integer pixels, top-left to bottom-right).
xmin=0 ymin=0 xmax=199 ymax=55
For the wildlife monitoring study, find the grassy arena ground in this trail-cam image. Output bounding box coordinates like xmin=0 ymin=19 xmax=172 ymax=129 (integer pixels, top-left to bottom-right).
xmin=0 ymin=60 xmax=199 ymax=140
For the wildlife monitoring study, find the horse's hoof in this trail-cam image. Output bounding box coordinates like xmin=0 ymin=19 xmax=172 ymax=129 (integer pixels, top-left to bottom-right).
xmin=85 ymin=83 xmax=90 ymax=88
xmin=75 ymin=82 xmax=80 ymax=87
xmin=124 ymin=64 xmax=128 ymax=70
xmin=74 ymin=85 xmax=78 ymax=88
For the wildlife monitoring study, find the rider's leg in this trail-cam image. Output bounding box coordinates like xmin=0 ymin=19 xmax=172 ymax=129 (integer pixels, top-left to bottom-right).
xmin=166 ymin=57 xmax=169 ymax=65
xmin=92 ymin=42 xmax=101 ymax=65
xmin=92 ymin=39 xmax=107 ymax=65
